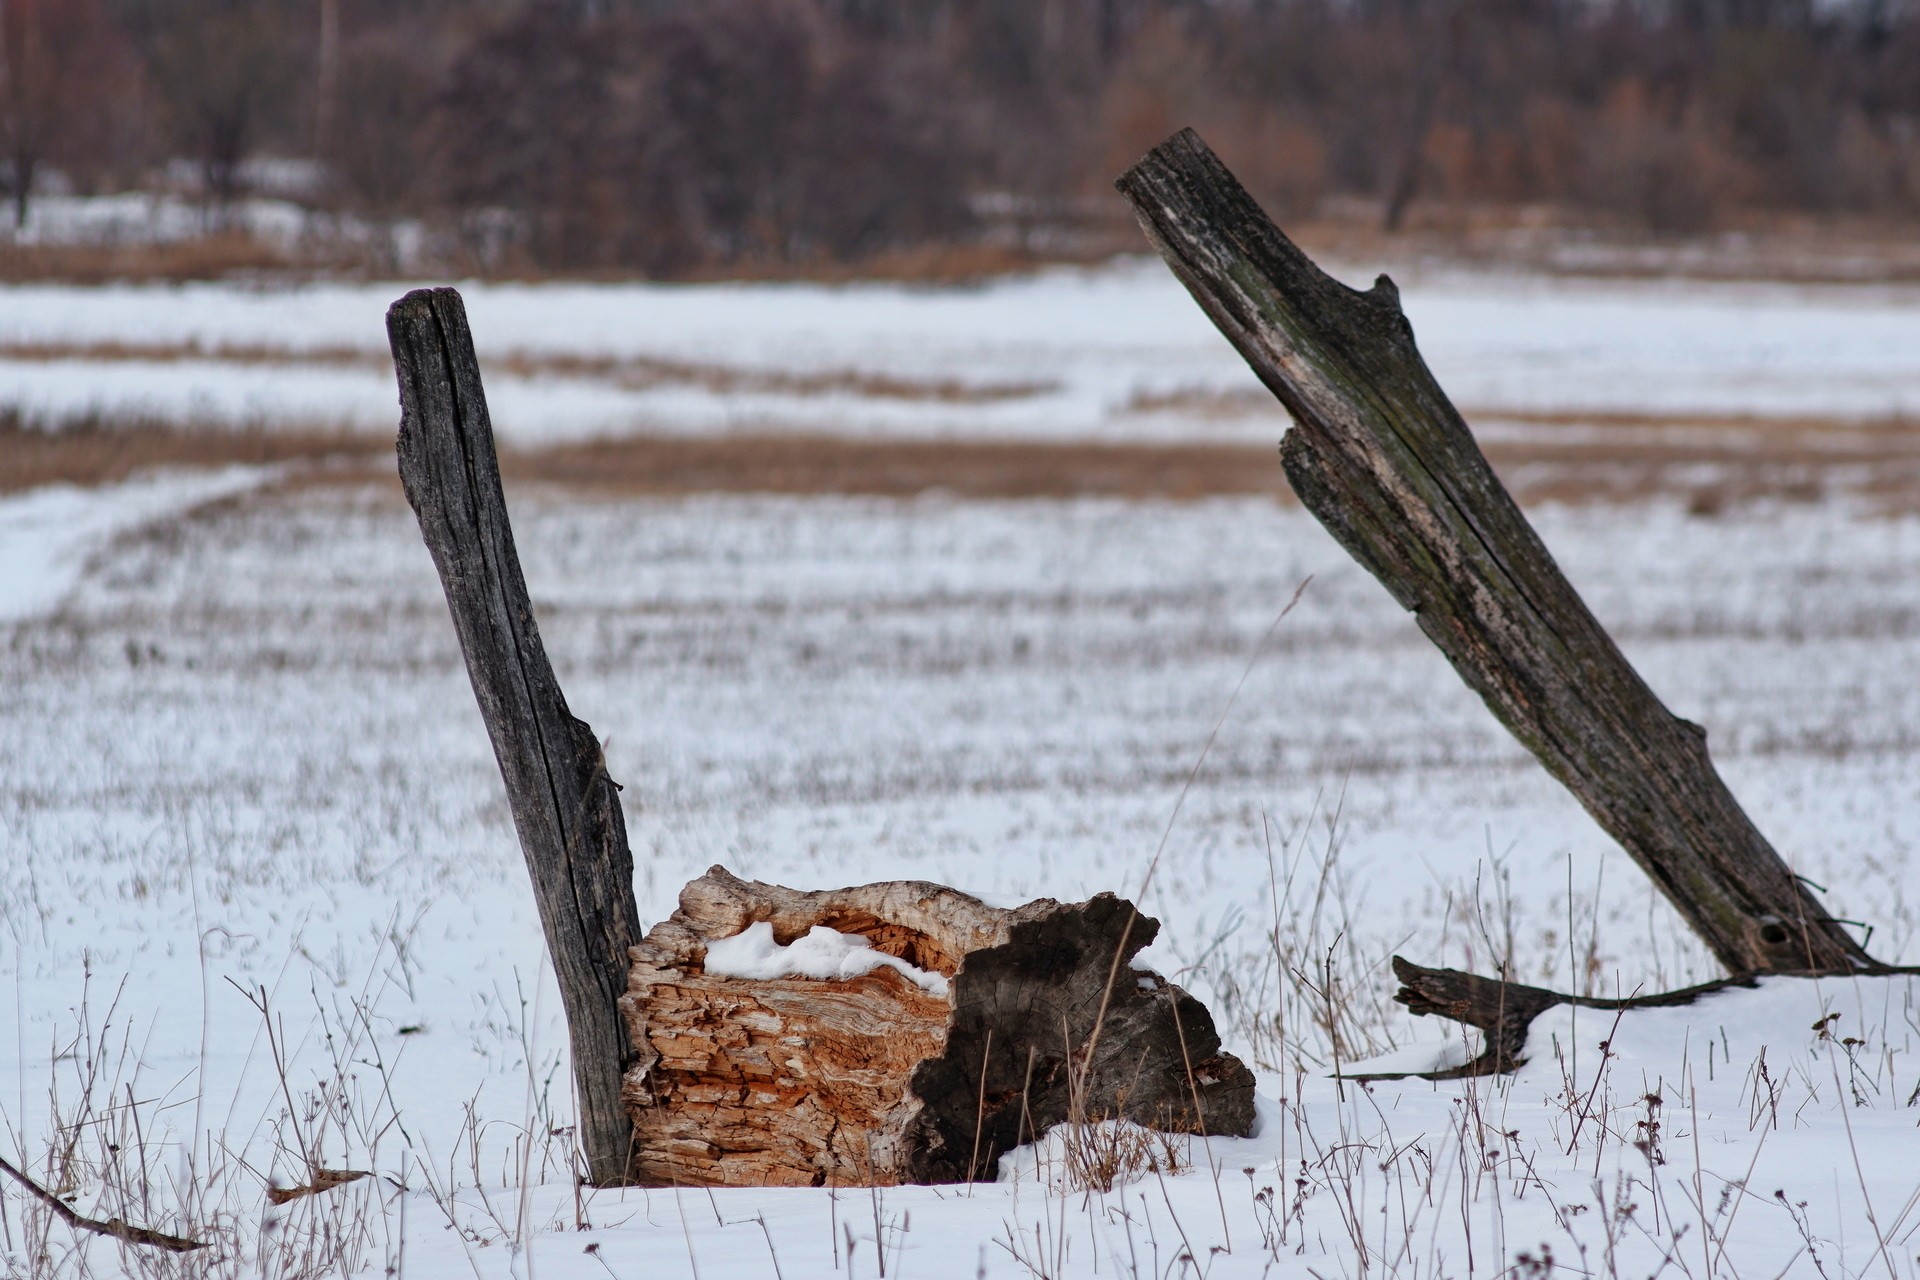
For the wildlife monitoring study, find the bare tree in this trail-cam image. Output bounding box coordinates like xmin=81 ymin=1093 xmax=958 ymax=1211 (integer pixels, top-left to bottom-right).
xmin=0 ymin=0 xmax=129 ymax=226
xmin=134 ymin=0 xmax=302 ymax=211
xmin=433 ymin=1 xmax=618 ymax=268
xmin=33 ymin=0 xmax=1920 ymax=266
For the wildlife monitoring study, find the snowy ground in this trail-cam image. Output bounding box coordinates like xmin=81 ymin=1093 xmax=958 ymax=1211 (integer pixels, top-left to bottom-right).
xmin=7 ymin=474 xmax=1920 ymax=1277
xmin=4 ymin=261 xmax=1920 ymax=445
xmin=6 ymin=265 xmax=1920 ymax=1277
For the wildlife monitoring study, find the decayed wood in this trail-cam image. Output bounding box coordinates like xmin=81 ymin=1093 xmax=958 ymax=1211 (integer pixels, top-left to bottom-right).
xmin=620 ymin=866 xmax=1256 ymax=1187
xmin=388 ymin=287 xmax=641 ymax=1186
xmin=1116 ymin=129 xmax=1871 ymax=979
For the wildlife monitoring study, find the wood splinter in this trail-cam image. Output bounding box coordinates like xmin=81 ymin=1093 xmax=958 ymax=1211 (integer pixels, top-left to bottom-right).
xmin=619 ymin=866 xmax=1256 ymax=1187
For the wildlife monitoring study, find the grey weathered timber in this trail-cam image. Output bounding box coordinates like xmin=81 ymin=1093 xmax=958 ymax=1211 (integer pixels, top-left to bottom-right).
xmin=388 ymin=287 xmax=641 ymax=1185
xmin=1117 ymin=129 xmax=1871 ymax=977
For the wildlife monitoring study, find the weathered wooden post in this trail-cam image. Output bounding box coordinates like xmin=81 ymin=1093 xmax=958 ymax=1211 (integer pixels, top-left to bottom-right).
xmin=388 ymin=287 xmax=641 ymax=1183
xmin=1116 ymin=130 xmax=1880 ymax=1067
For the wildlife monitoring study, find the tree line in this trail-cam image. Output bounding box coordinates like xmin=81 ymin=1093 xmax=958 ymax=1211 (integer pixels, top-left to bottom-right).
xmin=8 ymin=0 xmax=1920 ymax=273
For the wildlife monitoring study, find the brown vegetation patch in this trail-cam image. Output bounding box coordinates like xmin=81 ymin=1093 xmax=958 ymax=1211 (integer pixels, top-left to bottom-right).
xmin=0 ymin=416 xmax=382 ymax=494
xmin=486 ymin=353 xmax=1053 ymax=404
xmin=0 ymin=340 xmax=383 ymax=370
xmin=1125 ymin=386 xmax=1276 ymax=420
xmin=12 ymin=415 xmax=1920 ymax=509
xmin=504 ymin=424 xmax=1920 ymax=508
xmin=0 ymin=236 xmax=328 ymax=287
xmin=499 ymin=434 xmax=1289 ymax=500
xmin=1483 ymin=408 xmax=1920 ymax=442
xmin=1130 ymin=386 xmax=1920 ymax=445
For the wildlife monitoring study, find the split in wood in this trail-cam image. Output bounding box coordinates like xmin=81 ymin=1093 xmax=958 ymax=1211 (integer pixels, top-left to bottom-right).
xmin=620 ymin=866 xmax=1255 ymax=1187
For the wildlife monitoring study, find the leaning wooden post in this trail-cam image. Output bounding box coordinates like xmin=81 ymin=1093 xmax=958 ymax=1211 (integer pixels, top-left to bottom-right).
xmin=388 ymin=287 xmax=641 ymax=1184
xmin=1117 ymin=130 xmax=1871 ymax=978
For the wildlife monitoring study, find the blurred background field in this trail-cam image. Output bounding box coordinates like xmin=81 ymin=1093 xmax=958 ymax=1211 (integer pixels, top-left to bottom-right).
xmin=9 ymin=0 xmax=1920 ymax=284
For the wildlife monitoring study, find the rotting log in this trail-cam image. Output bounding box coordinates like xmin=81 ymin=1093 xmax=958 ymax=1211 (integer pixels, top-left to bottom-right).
xmin=1116 ymin=130 xmax=1872 ymax=981
xmin=389 ymin=287 xmax=641 ymax=1185
xmin=619 ymin=866 xmax=1256 ymax=1187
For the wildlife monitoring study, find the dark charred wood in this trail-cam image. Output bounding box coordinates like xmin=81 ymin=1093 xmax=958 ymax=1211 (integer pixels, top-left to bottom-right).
xmin=388 ymin=287 xmax=641 ymax=1185
xmin=1116 ymin=129 xmax=1874 ymax=978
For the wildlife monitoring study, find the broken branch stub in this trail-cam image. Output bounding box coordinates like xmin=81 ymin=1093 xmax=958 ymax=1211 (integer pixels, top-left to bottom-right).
xmin=1116 ymin=128 xmax=1870 ymax=978
xmin=388 ymin=287 xmax=641 ymax=1185
xmin=620 ymin=866 xmax=1256 ymax=1187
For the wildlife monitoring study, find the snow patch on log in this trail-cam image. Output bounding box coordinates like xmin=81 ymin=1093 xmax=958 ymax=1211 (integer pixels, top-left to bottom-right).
xmin=619 ymin=866 xmax=1256 ymax=1187
xmin=703 ymin=921 xmax=951 ymax=996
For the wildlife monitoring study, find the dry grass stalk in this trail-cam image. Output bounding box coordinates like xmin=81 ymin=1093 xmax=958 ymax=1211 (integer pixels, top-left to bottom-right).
xmin=263 ymin=1169 xmax=372 ymax=1206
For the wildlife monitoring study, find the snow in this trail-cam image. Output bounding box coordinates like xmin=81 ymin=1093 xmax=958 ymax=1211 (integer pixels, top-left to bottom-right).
xmin=0 ymin=191 xmax=315 ymax=249
xmin=703 ymin=920 xmax=951 ymax=996
xmin=2 ymin=260 xmax=1917 ymax=444
xmin=0 ymin=465 xmax=273 ymax=622
xmin=6 ymin=480 xmax=1920 ymax=1276
xmin=6 ymin=266 xmax=1920 ymax=1275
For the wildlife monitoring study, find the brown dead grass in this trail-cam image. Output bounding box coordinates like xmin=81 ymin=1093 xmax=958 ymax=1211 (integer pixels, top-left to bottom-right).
xmin=0 ymin=417 xmax=383 ymax=494
xmin=486 ymin=353 xmax=1052 ymax=403
xmin=0 ymin=340 xmax=384 ymax=370
xmin=11 ymin=413 xmax=1920 ymax=510
xmin=9 ymin=202 xmax=1920 ymax=287
xmin=0 ymin=235 xmax=321 ymax=286
xmin=498 ymin=434 xmax=1292 ymax=500
xmin=1283 ymin=203 xmax=1920 ymax=286
xmin=0 ymin=233 xmax=1084 ymax=288
xmin=670 ymin=240 xmax=1096 ymax=286
xmin=1130 ymin=385 xmax=1920 ymax=442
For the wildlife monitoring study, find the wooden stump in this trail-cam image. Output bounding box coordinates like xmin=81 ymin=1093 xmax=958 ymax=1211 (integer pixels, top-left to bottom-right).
xmin=619 ymin=867 xmax=1257 ymax=1187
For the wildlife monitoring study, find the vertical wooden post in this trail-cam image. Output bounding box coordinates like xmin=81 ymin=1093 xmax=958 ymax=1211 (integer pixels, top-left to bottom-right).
xmin=387 ymin=286 xmax=640 ymax=1184
xmin=1117 ymin=130 xmax=1871 ymax=977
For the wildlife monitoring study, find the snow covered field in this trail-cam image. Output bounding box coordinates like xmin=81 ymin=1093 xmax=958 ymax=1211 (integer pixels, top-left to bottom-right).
xmin=6 ymin=263 xmax=1920 ymax=1277
xmin=7 ymin=475 xmax=1920 ymax=1276
xmin=4 ymin=261 xmax=1920 ymax=445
